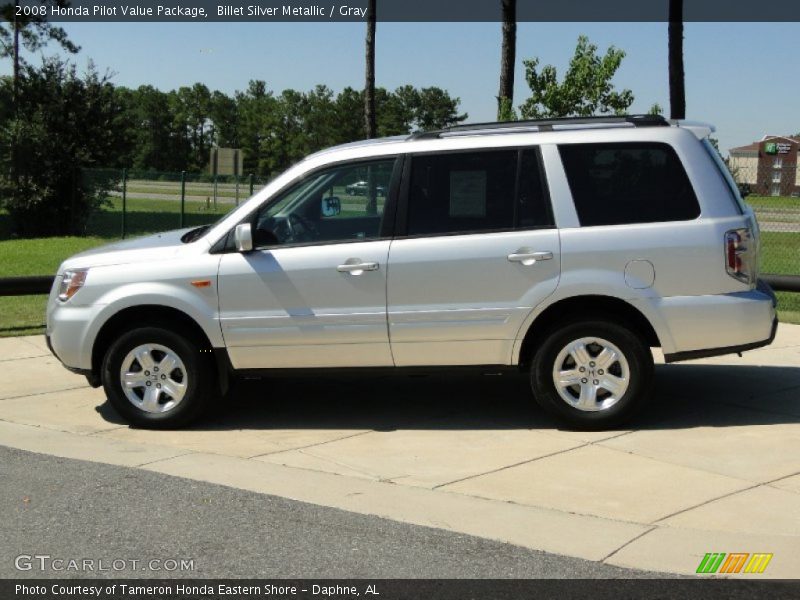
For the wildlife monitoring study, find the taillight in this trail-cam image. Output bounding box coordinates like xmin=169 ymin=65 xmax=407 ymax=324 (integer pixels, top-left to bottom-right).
xmin=725 ymin=228 xmax=755 ymax=285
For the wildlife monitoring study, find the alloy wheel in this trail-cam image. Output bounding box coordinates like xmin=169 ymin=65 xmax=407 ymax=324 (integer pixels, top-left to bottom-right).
xmin=551 ymin=337 xmax=630 ymax=412
xmin=119 ymin=343 xmax=188 ymax=413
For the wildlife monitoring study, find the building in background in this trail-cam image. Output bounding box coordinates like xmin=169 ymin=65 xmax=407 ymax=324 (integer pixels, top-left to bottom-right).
xmin=729 ymin=135 xmax=800 ymax=197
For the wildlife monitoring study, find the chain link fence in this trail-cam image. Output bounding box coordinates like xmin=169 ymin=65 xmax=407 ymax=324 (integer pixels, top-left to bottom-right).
xmin=729 ymin=157 xmax=800 ymax=320
xmin=81 ymin=168 xmax=271 ymax=240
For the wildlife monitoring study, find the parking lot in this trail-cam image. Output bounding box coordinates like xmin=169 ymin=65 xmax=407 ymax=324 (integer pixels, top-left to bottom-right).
xmin=1 ymin=326 xmax=799 ymax=577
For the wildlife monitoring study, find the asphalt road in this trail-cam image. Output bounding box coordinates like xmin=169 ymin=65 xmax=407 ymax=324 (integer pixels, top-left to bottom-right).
xmin=0 ymin=445 xmax=660 ymax=580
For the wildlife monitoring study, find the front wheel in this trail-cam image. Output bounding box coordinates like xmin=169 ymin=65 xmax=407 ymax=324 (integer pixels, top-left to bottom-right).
xmin=102 ymin=326 xmax=216 ymax=429
xmin=530 ymin=320 xmax=654 ymax=430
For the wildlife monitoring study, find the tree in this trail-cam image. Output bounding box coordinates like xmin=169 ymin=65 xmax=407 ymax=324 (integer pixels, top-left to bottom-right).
xmin=1 ymin=1 xmax=80 ymax=204
xmin=271 ymin=88 xmax=310 ymax=173
xmin=0 ymin=0 xmax=79 ymax=99
xmin=497 ymin=0 xmax=516 ymax=121
xmin=668 ymin=0 xmax=686 ymax=120
xmin=519 ymin=35 xmax=634 ymax=119
xmin=334 ymin=86 xmax=365 ymax=141
xmin=172 ymin=83 xmax=213 ymax=171
xmin=414 ymin=87 xmax=468 ymax=130
xmin=364 ymin=0 xmax=376 ymax=139
xmin=115 ymin=85 xmax=186 ymax=171
xmin=0 ymin=58 xmax=125 ymax=237
xmin=378 ymin=84 xmax=417 ymax=135
xmin=235 ymin=80 xmax=279 ymax=176
xmin=209 ymin=90 xmax=239 ymax=148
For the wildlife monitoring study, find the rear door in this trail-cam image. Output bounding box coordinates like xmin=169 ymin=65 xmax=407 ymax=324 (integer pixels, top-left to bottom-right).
xmin=387 ymin=148 xmax=561 ymax=366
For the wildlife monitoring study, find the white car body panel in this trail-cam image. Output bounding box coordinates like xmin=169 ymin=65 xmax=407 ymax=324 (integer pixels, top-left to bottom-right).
xmin=217 ymin=240 xmax=393 ymax=369
xmin=387 ymin=229 xmax=560 ymax=366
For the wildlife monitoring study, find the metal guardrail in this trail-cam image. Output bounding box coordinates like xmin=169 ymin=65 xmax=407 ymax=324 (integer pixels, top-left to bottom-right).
xmin=0 ymin=276 xmax=54 ymax=296
xmin=763 ymin=275 xmax=800 ymax=293
xmin=0 ymin=274 xmax=798 ymax=297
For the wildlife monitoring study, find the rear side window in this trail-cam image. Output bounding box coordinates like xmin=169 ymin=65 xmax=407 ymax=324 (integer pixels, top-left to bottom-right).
xmin=559 ymin=142 xmax=700 ymax=227
xmin=406 ymin=149 xmax=552 ymax=236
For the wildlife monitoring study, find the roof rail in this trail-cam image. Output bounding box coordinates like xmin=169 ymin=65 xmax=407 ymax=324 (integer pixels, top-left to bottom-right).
xmin=408 ymin=114 xmax=669 ymax=140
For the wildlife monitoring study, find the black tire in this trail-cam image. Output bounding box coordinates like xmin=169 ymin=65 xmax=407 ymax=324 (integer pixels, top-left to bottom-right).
xmin=530 ymin=320 xmax=654 ymax=430
xmin=102 ymin=326 xmax=216 ymax=429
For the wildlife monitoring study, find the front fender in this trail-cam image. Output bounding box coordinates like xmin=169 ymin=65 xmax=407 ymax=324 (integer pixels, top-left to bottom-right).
xmin=72 ymin=256 xmax=223 ymax=369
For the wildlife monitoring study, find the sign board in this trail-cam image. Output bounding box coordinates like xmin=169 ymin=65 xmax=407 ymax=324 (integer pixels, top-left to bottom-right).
xmin=449 ymin=170 xmax=487 ymax=217
xmin=210 ymin=147 xmax=244 ymax=176
xmin=764 ymin=141 xmax=793 ymax=155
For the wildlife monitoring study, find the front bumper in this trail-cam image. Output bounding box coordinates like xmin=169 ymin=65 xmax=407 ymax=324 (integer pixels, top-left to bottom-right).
xmin=45 ymin=333 xmax=101 ymax=386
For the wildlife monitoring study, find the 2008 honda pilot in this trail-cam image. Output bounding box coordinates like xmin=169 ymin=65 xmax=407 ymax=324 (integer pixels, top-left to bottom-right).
xmin=46 ymin=115 xmax=778 ymax=429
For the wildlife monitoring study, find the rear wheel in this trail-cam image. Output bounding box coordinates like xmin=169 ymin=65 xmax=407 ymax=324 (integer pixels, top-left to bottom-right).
xmin=102 ymin=326 xmax=216 ymax=428
xmin=530 ymin=320 xmax=653 ymax=430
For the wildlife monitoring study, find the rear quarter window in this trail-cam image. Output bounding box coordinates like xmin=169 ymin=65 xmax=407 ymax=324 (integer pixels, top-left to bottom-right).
xmin=559 ymin=142 xmax=700 ymax=226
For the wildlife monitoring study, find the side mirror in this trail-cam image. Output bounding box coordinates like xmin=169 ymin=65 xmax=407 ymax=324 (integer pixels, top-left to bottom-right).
xmin=321 ymin=196 xmax=342 ymax=217
xmin=234 ymin=223 xmax=253 ymax=252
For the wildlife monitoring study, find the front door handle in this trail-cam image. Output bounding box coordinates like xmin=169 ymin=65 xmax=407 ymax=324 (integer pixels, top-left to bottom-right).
xmin=507 ymin=250 xmax=554 ymax=266
xmin=337 ymin=259 xmax=379 ymax=275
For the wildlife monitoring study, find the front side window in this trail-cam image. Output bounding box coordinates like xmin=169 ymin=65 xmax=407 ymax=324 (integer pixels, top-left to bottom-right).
xmin=252 ymin=158 xmax=396 ymax=247
xmin=559 ymin=142 xmax=700 ymax=227
xmin=406 ymin=149 xmax=552 ymax=236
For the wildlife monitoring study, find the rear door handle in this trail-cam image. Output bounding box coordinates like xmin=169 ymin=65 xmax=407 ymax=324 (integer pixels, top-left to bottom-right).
xmin=507 ymin=250 xmax=554 ymax=266
xmin=337 ymin=260 xmax=379 ymax=275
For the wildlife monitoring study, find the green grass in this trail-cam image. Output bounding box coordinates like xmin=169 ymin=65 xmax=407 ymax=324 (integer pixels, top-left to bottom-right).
xmin=760 ymin=231 xmax=800 ymax=275
xmin=0 ymin=195 xmax=235 ymax=336
xmin=123 ymin=185 xmax=260 ymax=199
xmin=754 ymin=232 xmax=799 ymax=322
xmin=0 ymin=237 xmax=111 ymax=337
xmin=746 ymin=196 xmax=800 ymax=211
xmin=761 ymin=231 xmax=799 ymax=322
xmin=776 ymin=292 xmax=800 ymax=325
xmin=0 ymin=297 xmax=48 ymax=337
xmin=83 ymin=197 xmax=234 ymax=238
xmin=0 ymin=237 xmax=109 ymax=277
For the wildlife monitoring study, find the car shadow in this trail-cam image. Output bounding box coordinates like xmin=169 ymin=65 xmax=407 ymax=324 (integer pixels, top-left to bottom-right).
xmin=96 ymin=363 xmax=800 ymax=432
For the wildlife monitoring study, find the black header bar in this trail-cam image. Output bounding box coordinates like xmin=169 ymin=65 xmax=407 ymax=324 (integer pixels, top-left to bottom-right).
xmin=4 ymin=579 xmax=800 ymax=600
xmin=8 ymin=0 xmax=800 ymax=22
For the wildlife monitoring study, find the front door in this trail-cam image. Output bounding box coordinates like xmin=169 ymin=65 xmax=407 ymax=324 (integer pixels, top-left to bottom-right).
xmin=217 ymin=157 xmax=398 ymax=369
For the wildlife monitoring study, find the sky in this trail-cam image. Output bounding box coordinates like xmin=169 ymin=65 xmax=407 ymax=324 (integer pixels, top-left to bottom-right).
xmin=5 ymin=21 xmax=799 ymax=153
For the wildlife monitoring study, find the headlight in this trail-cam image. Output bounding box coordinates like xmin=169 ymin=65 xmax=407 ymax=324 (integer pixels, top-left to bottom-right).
xmin=57 ymin=269 xmax=88 ymax=302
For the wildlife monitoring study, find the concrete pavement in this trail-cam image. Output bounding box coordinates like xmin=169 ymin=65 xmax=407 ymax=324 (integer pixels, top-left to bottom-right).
xmin=1 ymin=445 xmax=663 ymax=579
xmin=0 ymin=326 xmax=799 ymax=577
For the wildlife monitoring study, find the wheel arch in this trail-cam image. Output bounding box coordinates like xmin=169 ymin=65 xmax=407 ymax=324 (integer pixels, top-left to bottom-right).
xmin=516 ymin=295 xmax=662 ymax=369
xmin=91 ymin=304 xmax=224 ymax=391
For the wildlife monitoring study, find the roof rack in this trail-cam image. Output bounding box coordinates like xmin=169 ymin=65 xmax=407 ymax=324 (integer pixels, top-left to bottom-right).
xmin=408 ymin=114 xmax=669 ymax=140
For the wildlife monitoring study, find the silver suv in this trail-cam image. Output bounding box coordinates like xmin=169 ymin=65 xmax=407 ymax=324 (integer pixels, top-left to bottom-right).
xmin=46 ymin=115 xmax=778 ymax=429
